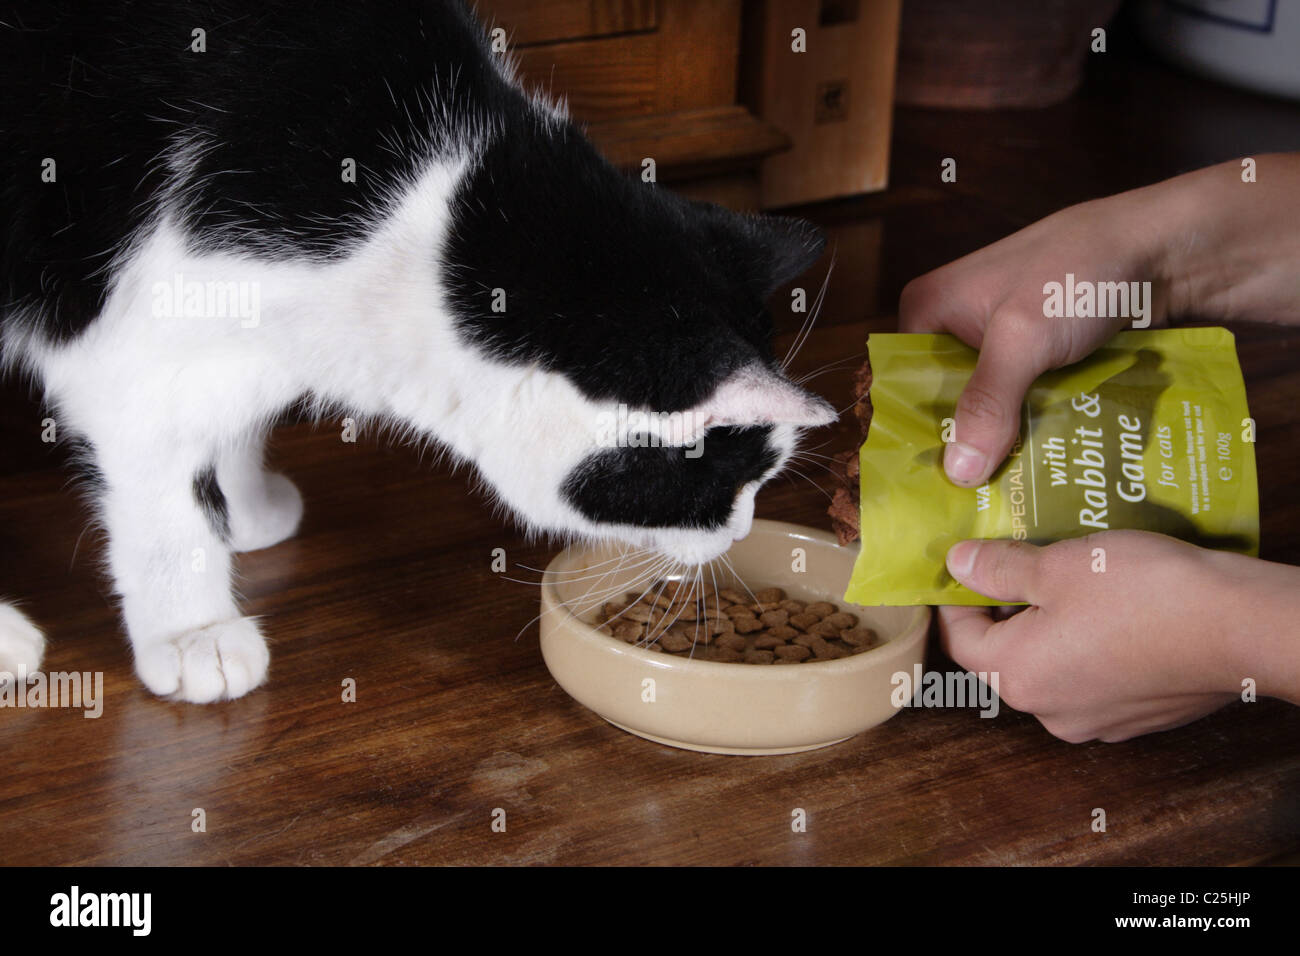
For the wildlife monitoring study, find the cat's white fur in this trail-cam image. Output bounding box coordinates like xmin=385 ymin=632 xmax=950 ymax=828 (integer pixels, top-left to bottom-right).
xmin=0 ymin=146 xmax=829 ymax=702
xmin=0 ymin=602 xmax=44 ymax=684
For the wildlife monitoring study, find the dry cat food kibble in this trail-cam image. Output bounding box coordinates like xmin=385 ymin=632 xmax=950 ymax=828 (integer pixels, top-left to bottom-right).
xmin=592 ymin=582 xmax=880 ymax=664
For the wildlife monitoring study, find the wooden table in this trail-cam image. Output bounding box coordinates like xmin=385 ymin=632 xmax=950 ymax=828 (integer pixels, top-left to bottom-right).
xmin=1 ymin=40 xmax=1297 ymax=866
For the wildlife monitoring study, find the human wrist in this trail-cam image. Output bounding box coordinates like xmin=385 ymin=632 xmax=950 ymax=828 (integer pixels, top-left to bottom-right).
xmin=1069 ymin=179 xmax=1184 ymax=331
xmin=1198 ymin=548 xmax=1300 ymax=704
xmin=1141 ymin=163 xmax=1233 ymax=322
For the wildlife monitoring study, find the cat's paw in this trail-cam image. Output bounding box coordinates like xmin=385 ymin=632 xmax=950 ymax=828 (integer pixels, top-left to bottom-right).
xmin=134 ymin=617 xmax=269 ymax=702
xmin=228 ymin=471 xmax=303 ymax=552
xmin=0 ymin=601 xmax=45 ymax=683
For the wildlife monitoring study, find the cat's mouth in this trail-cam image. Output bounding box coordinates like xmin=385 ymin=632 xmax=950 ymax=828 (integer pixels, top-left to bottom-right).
xmin=623 ymin=482 xmax=758 ymax=565
xmin=648 ymin=526 xmax=743 ymax=565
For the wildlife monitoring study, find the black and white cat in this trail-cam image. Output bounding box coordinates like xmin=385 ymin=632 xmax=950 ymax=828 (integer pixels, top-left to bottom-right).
xmin=0 ymin=0 xmax=835 ymax=701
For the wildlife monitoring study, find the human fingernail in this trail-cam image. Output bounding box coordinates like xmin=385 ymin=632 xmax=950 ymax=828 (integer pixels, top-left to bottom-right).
xmin=945 ymin=442 xmax=987 ymax=485
xmin=947 ymin=540 xmax=980 ymax=580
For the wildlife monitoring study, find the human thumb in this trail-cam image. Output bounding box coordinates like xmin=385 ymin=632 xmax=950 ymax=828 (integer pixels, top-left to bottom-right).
xmin=946 ymin=539 xmax=1043 ymax=604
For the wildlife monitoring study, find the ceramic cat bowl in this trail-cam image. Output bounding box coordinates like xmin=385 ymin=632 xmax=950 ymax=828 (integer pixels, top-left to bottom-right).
xmin=538 ymin=520 xmax=930 ymax=755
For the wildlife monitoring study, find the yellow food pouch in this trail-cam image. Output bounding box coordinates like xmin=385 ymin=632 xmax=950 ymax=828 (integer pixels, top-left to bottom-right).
xmin=844 ymin=328 xmax=1259 ymax=606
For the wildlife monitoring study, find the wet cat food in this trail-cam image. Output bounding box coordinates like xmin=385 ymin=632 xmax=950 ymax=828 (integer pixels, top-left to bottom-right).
xmin=593 ymin=583 xmax=879 ymax=664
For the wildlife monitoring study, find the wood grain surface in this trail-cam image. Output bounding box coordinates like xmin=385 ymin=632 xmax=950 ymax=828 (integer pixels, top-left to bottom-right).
xmin=1 ymin=36 xmax=1297 ymax=866
xmin=487 ymin=0 xmax=658 ymax=47
xmin=511 ymin=0 xmax=741 ymax=122
xmin=586 ymin=105 xmax=790 ymax=180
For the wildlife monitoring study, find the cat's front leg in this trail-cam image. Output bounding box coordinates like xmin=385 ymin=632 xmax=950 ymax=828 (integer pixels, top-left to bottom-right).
xmin=96 ymin=444 xmax=269 ymax=702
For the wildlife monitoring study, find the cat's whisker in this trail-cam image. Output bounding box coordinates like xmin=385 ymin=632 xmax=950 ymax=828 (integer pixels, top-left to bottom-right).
xmin=507 ymin=547 xmax=661 ymax=587
xmin=781 ymin=251 xmax=835 ymax=373
xmin=516 ymin=545 xmax=639 ymax=575
xmin=792 ymin=346 xmax=867 ymax=379
xmin=647 ymin=560 xmax=706 ymax=648
xmin=589 ymin=551 xmax=670 ymax=603
xmin=833 ymin=393 xmax=868 ymax=418
xmin=791 ymin=348 xmax=868 ymax=386
xmin=780 ymin=256 xmax=831 ymax=372
xmin=789 ymin=455 xmax=838 ymax=471
xmin=510 ymin=547 xmax=670 ymax=642
xmin=514 ymin=570 xmax=649 ymax=647
xmin=499 ymin=549 xmax=651 ymax=588
xmin=787 ymin=463 xmax=839 ymax=482
xmin=781 ymin=299 xmax=820 ymax=373
xmin=718 ymin=552 xmax=763 ymax=609
xmin=788 ymin=452 xmax=842 ymax=477
xmin=783 ymin=464 xmax=834 ymax=501
xmin=594 ymin=555 xmax=678 ymax=631
xmin=509 ymin=590 xmax=579 ymax=643
xmin=641 ymin=570 xmax=676 ymax=631
xmin=650 ymin=561 xmax=702 ymax=650
xmin=792 ymin=449 xmax=844 ymax=462
xmin=697 ymin=560 xmax=724 ymax=661
xmin=637 ymin=559 xmax=686 ymax=649
xmin=690 ymin=565 xmax=705 ymax=652
xmin=798 ymin=435 xmax=842 ymax=455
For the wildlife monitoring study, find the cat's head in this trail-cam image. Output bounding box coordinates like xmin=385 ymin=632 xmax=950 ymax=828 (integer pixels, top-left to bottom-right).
xmin=441 ymin=118 xmax=835 ymax=564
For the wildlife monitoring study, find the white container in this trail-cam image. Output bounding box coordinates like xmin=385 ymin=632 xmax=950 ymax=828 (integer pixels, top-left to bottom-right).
xmin=1137 ymin=0 xmax=1300 ymax=101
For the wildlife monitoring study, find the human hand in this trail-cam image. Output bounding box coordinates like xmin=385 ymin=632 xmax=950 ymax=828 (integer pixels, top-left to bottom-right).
xmin=900 ymin=154 xmax=1300 ymax=489
xmin=899 ymin=192 xmax=1169 ymax=488
xmin=937 ymin=530 xmax=1258 ymax=743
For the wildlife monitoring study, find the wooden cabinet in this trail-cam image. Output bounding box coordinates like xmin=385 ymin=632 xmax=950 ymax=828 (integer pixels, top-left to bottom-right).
xmin=482 ymin=1 xmax=899 ymax=209
xmin=484 ymin=0 xmax=785 ymax=208
xmin=744 ymin=0 xmax=900 ymax=208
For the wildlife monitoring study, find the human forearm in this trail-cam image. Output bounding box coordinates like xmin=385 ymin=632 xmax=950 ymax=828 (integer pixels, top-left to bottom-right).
xmin=1150 ymin=153 xmax=1300 ymax=325
xmin=1204 ymin=548 xmax=1300 ymax=706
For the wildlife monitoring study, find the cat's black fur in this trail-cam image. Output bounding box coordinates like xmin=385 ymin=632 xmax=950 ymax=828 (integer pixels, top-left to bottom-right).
xmin=2 ymin=1 xmax=499 ymax=340
xmin=562 ymin=426 xmax=780 ymax=528
xmin=192 ymin=465 xmax=231 ymax=543
xmin=445 ymin=120 xmax=824 ymax=412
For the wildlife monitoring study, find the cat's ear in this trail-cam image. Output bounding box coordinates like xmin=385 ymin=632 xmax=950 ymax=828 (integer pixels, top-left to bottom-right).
xmin=743 ymin=215 xmax=827 ymax=296
xmin=691 ymin=202 xmax=826 ymax=297
xmin=692 ymin=365 xmax=837 ymax=430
